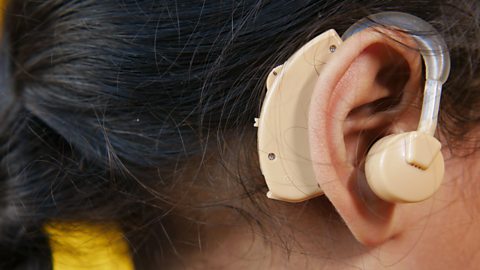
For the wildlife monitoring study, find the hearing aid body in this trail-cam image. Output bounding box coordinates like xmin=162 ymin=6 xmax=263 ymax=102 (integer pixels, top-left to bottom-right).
xmin=255 ymin=12 xmax=450 ymax=203
xmin=255 ymin=29 xmax=342 ymax=202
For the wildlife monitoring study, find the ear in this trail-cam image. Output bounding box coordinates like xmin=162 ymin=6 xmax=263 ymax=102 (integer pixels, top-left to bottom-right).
xmin=308 ymin=28 xmax=426 ymax=246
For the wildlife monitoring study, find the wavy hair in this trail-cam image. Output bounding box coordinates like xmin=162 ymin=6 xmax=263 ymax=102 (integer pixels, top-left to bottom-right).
xmin=1 ymin=0 xmax=480 ymax=269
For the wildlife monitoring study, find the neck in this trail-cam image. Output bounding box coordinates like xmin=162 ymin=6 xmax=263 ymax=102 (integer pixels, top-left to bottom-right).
xmin=139 ymin=134 xmax=480 ymax=269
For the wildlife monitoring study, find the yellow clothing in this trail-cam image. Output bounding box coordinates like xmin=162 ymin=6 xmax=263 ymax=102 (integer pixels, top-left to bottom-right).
xmin=47 ymin=224 xmax=135 ymax=270
xmin=0 ymin=0 xmax=5 ymax=29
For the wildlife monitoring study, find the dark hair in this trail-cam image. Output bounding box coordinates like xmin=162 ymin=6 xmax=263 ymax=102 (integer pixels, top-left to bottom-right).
xmin=1 ymin=0 xmax=479 ymax=269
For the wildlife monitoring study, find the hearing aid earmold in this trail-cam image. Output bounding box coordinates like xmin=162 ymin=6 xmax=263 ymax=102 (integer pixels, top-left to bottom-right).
xmin=255 ymin=12 xmax=450 ymax=203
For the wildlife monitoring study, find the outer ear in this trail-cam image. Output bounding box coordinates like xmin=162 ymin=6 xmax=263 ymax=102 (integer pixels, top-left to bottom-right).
xmin=308 ymin=28 xmax=426 ymax=246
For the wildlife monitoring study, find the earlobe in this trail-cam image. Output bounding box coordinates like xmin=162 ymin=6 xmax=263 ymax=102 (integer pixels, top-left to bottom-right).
xmin=308 ymin=28 xmax=425 ymax=246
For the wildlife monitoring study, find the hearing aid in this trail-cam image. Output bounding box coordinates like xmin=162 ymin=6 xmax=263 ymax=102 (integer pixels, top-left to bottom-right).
xmin=254 ymin=12 xmax=450 ymax=203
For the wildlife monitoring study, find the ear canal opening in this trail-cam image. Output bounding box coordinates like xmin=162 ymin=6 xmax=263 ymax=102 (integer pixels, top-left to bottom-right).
xmin=354 ymin=128 xmax=392 ymax=169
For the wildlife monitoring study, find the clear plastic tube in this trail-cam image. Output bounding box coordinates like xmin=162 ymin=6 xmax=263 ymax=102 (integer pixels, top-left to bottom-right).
xmin=342 ymin=12 xmax=450 ymax=135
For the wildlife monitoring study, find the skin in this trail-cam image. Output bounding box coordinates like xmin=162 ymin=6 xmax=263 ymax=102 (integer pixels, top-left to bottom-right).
xmin=159 ymin=28 xmax=480 ymax=269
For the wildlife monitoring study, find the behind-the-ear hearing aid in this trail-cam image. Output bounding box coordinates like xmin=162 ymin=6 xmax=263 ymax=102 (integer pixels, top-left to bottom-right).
xmin=255 ymin=12 xmax=450 ymax=203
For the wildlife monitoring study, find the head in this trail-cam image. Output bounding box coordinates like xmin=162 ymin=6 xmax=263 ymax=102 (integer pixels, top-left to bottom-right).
xmin=1 ymin=1 xmax=480 ymax=269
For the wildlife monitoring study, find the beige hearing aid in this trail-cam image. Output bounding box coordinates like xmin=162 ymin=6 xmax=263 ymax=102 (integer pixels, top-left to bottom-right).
xmin=255 ymin=12 xmax=450 ymax=203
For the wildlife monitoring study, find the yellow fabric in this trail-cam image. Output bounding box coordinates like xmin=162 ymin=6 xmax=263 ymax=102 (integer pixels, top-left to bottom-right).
xmin=0 ymin=0 xmax=6 ymax=29
xmin=46 ymin=224 xmax=135 ymax=270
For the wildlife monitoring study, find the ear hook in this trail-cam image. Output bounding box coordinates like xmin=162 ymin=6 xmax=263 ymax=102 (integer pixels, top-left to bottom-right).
xmin=342 ymin=12 xmax=451 ymax=136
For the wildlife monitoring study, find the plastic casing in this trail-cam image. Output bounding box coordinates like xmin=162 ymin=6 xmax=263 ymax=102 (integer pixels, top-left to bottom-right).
xmin=256 ymin=30 xmax=343 ymax=202
xmin=365 ymin=132 xmax=444 ymax=202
